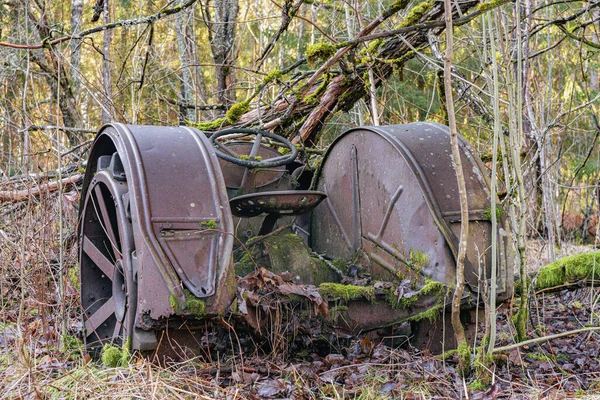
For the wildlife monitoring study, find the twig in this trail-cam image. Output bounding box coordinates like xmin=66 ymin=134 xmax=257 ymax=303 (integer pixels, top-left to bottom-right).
xmin=492 ymin=326 xmax=600 ymax=353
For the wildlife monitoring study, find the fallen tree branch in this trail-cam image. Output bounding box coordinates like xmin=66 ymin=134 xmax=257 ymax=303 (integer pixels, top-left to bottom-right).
xmin=492 ymin=326 xmax=600 ymax=353
xmin=0 ymin=175 xmax=83 ymax=203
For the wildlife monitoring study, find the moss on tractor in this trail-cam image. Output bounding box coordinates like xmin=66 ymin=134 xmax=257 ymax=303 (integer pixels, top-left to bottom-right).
xmin=408 ymin=249 xmax=430 ymax=270
xmin=535 ymin=252 xmax=600 ymax=290
xmin=170 ymin=289 xmax=207 ymax=318
xmin=262 ymin=233 xmax=335 ymax=285
xmin=388 ymin=279 xmax=444 ymax=309
xmin=406 ymin=303 xmax=442 ymax=323
xmin=396 ymin=0 xmax=434 ymax=29
xmin=183 ymin=293 xmax=207 ymax=317
xmin=200 ymin=219 xmax=218 ymax=229
xmin=319 ymin=282 xmax=375 ymax=302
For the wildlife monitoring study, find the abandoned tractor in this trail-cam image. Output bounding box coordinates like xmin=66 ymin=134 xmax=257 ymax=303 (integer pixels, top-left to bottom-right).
xmin=78 ymin=122 xmax=513 ymax=354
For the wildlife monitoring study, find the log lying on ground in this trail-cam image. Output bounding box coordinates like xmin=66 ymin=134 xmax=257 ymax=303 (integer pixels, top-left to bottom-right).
xmin=0 ymin=174 xmax=83 ymax=203
xmin=534 ymin=252 xmax=600 ymax=291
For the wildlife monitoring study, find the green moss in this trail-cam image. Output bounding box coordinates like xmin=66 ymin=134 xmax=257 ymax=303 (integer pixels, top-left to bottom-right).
xmin=406 ymin=303 xmax=441 ymax=322
xmin=121 ymin=337 xmax=131 ymax=365
xmin=190 ymin=117 xmax=227 ymax=131
xmin=169 ymin=294 xmax=179 ymax=312
xmin=535 ymin=252 xmax=600 ymax=289
xmin=101 ymin=344 xmax=123 ymax=367
xmin=305 ymin=41 xmax=337 ymax=65
xmin=476 ymin=0 xmax=504 ymax=14
xmin=62 ymin=334 xmax=83 ymax=353
xmin=397 ymin=0 xmax=434 ymax=29
xmin=365 ymin=39 xmax=383 ymax=55
xmin=304 ymin=73 xmax=331 ymax=104
xmin=319 ymin=282 xmax=375 ymax=302
xmin=225 ymin=101 xmax=250 ymax=123
xmin=263 ymin=69 xmax=283 ymax=84
xmin=483 ymin=205 xmax=504 ymax=220
xmin=469 ymin=379 xmax=487 ymax=391
xmin=457 ymin=341 xmax=471 ymax=376
xmin=183 ymin=293 xmax=207 ymax=317
xmin=101 ymin=338 xmax=131 ymax=367
xmin=235 ymin=252 xmax=257 ymax=276
xmin=170 ymin=290 xmax=207 ymax=318
xmin=409 ymin=249 xmax=430 ymax=270
xmin=389 ymin=279 xmax=445 ymax=309
xmin=68 ymin=267 xmax=80 ymax=290
xmin=200 ymin=219 xmax=218 ymax=229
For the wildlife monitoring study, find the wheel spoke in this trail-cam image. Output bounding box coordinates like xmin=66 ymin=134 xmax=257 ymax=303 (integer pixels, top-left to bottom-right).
xmin=85 ymin=296 xmax=115 ymax=335
xmin=93 ymin=185 xmax=122 ymax=260
xmin=216 ymin=141 xmax=241 ymax=159
xmin=111 ymin=319 xmax=123 ymax=342
xmin=82 ymin=236 xmax=114 ymax=278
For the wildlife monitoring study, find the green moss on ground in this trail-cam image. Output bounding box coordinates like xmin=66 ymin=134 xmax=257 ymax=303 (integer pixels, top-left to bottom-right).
xmin=100 ymin=339 xmax=130 ymax=368
xmin=535 ymin=252 xmax=600 ymax=289
xmin=319 ymin=282 xmax=375 ymax=302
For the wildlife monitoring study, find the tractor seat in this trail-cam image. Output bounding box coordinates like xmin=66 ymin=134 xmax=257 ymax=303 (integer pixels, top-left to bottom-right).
xmin=229 ymin=190 xmax=326 ymax=218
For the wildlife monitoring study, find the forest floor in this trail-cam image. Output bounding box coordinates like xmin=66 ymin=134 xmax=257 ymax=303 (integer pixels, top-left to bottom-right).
xmin=1 ymin=178 xmax=600 ymax=399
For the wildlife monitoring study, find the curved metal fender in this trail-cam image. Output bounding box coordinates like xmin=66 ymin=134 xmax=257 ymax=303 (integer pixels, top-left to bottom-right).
xmin=80 ymin=124 xmax=234 ymax=319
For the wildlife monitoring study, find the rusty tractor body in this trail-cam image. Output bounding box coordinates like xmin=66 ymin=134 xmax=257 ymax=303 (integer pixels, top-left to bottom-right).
xmin=78 ymin=122 xmax=513 ymax=353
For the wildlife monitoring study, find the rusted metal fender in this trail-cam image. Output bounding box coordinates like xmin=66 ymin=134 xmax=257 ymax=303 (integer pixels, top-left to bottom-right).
xmin=312 ymin=122 xmax=513 ymax=303
xmin=80 ymin=124 xmax=235 ymax=321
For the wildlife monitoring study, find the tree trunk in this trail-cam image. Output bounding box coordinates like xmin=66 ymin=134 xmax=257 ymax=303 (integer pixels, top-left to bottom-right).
xmin=102 ymin=0 xmax=114 ymax=123
xmin=70 ymin=0 xmax=83 ymax=98
xmin=209 ymin=0 xmax=239 ymax=109
xmin=443 ymin=0 xmax=468 ymax=370
xmin=176 ymin=0 xmax=207 ymax=123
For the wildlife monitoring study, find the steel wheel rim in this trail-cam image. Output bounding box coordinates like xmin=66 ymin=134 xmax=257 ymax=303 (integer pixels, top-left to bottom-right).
xmin=79 ymin=156 xmax=135 ymax=351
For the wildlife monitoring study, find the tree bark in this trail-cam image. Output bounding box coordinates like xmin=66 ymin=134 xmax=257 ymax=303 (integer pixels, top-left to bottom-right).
xmin=443 ymin=0 xmax=468 ymax=363
xmin=70 ymin=0 xmax=83 ymax=97
xmin=176 ymin=0 xmax=207 ymax=123
xmin=208 ymin=0 xmax=240 ymax=109
xmin=196 ymin=0 xmax=482 ymax=144
xmin=101 ymin=0 xmax=115 ymax=123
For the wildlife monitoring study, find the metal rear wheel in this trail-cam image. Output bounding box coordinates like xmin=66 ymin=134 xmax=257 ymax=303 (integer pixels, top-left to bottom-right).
xmin=79 ymin=153 xmax=136 ymax=352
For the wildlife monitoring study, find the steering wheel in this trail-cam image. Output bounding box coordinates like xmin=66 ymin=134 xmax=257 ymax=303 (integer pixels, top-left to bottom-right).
xmin=209 ymin=128 xmax=297 ymax=169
